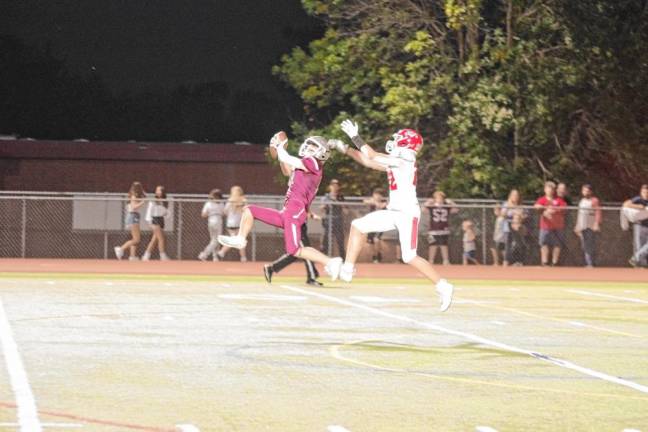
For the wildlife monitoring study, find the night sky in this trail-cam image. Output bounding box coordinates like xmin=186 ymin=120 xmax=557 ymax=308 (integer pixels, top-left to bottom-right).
xmin=1 ymin=1 xmax=321 ymax=141
xmin=2 ymin=0 xmax=316 ymax=93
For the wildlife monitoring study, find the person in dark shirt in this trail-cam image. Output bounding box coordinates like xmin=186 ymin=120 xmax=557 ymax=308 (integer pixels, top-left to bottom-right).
xmin=624 ymin=184 xmax=648 ymax=267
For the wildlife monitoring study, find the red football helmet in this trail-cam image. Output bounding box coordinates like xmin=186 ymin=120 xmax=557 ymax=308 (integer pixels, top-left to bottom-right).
xmin=385 ymin=128 xmax=423 ymax=155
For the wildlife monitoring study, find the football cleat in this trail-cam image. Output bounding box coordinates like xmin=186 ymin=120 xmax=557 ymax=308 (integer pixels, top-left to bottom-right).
xmin=339 ymin=263 xmax=355 ymax=283
xmin=324 ymin=257 xmax=343 ymax=281
xmin=217 ymin=235 xmax=247 ymax=249
xmin=263 ymin=264 xmax=273 ymax=283
xmin=435 ymin=279 xmax=454 ymax=312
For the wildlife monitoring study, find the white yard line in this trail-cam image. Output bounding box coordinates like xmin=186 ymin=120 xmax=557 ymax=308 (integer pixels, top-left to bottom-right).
xmin=567 ymin=289 xmax=648 ymax=305
xmin=176 ymin=424 xmax=200 ymax=432
xmin=475 ymin=427 xmax=498 ymax=432
xmin=281 ymin=285 xmax=648 ymax=395
xmin=327 ymin=426 xmax=351 ymax=432
xmin=0 ymin=299 xmax=42 ymax=432
xmin=0 ymin=423 xmax=81 ymax=428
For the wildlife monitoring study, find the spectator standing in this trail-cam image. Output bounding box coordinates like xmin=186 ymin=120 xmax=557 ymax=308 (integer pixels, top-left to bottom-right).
xmin=534 ymin=181 xmax=567 ymax=266
xmin=363 ymin=188 xmax=388 ymax=263
xmin=574 ymin=184 xmax=602 ymax=267
xmin=142 ymin=185 xmax=170 ymax=261
xmin=424 ymin=191 xmax=458 ymax=265
xmin=462 ymin=220 xmax=479 ymax=265
xmin=624 ymin=184 xmax=648 ymax=267
xmin=198 ymin=189 xmax=226 ymax=261
xmin=218 ymin=186 xmax=248 ymax=262
xmin=491 ymin=209 xmax=507 ymax=265
xmin=321 ymin=179 xmax=346 ymax=257
xmin=506 ymin=213 xmax=528 ymax=265
xmin=114 ymin=181 xmax=146 ymax=261
xmin=499 ymin=189 xmax=527 ymax=266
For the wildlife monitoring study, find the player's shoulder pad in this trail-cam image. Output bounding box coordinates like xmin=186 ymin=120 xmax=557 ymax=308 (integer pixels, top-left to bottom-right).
xmin=302 ymin=156 xmax=320 ymax=172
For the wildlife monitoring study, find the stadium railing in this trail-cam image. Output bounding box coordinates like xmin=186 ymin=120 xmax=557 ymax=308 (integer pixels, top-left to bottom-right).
xmin=0 ymin=193 xmax=634 ymax=267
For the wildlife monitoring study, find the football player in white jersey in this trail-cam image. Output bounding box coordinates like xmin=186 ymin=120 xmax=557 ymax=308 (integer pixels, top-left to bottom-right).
xmin=330 ymin=119 xmax=453 ymax=312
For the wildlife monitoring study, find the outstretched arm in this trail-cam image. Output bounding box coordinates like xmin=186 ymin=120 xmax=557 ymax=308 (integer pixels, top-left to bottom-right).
xmin=340 ymin=119 xmax=391 ymax=160
xmin=270 ymin=132 xmax=306 ymax=171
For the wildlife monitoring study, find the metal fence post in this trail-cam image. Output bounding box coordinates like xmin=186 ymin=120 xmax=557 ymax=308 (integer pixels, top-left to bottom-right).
xmin=103 ymin=232 xmax=108 ymax=259
xmin=252 ymin=230 xmax=257 ymax=262
xmin=327 ymin=214 xmax=333 ymax=256
xmin=177 ymin=201 xmax=183 ymax=260
xmin=481 ymin=206 xmax=487 ymax=264
xmin=21 ymin=199 xmax=27 ymax=258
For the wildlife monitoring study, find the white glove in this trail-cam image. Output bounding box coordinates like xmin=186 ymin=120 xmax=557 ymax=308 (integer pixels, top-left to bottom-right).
xmin=340 ymin=119 xmax=359 ymax=139
xmin=327 ymin=139 xmax=348 ymax=153
xmin=270 ymin=132 xmax=288 ymax=149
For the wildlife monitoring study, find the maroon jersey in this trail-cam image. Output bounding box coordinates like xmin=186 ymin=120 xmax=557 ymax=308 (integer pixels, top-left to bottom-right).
xmin=428 ymin=203 xmax=451 ymax=235
xmin=284 ymin=156 xmax=323 ymax=213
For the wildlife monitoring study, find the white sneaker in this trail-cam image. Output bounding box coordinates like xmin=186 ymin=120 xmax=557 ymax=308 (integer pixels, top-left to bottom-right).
xmin=114 ymin=246 xmax=124 ymax=260
xmin=217 ymin=235 xmax=247 ymax=249
xmin=160 ymin=253 xmax=170 ymax=261
xmin=324 ymin=257 xmax=343 ymax=281
xmin=129 ymin=256 xmax=139 ymax=262
xmin=339 ymin=263 xmax=355 ymax=283
xmin=198 ymin=252 xmax=207 ymax=261
xmin=141 ymin=252 xmax=151 ymax=261
xmin=435 ymin=279 xmax=454 ymax=312
xmin=240 ymin=256 xmax=247 ymax=263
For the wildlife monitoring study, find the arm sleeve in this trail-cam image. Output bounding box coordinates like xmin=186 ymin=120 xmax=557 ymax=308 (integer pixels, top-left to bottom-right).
xmin=373 ymin=155 xmax=401 ymax=168
xmin=277 ymin=146 xmax=306 ymax=170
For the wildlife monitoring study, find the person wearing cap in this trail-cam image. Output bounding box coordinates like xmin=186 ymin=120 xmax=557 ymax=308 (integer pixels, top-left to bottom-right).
xmin=320 ymin=179 xmax=346 ymax=257
xmin=574 ymin=184 xmax=602 ymax=267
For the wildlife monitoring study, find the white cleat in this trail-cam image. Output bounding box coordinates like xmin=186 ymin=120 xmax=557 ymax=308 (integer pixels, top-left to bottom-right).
xmin=217 ymin=235 xmax=247 ymax=249
xmin=325 ymin=257 xmax=343 ymax=281
xmin=114 ymin=246 xmax=124 ymax=260
xmin=435 ymin=279 xmax=454 ymax=312
xmin=339 ymin=263 xmax=355 ymax=283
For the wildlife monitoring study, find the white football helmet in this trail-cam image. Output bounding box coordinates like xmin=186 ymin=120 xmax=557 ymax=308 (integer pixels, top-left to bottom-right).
xmin=299 ymin=136 xmax=331 ymax=161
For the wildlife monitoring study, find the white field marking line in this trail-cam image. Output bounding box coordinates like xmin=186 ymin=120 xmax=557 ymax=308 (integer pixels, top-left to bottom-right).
xmin=623 ymin=429 xmax=641 ymax=432
xmin=327 ymin=426 xmax=351 ymax=432
xmin=567 ymin=289 xmax=648 ymax=305
xmin=461 ymin=297 xmax=642 ymax=338
xmin=176 ymin=424 xmax=200 ymax=432
xmin=348 ymin=296 xmax=420 ymax=304
xmin=0 ymin=423 xmax=81 ymax=428
xmin=218 ymin=293 xmax=308 ymax=302
xmin=491 ymin=320 xmax=506 ymax=326
xmin=281 ymin=285 xmax=648 ymax=395
xmin=476 ymin=427 xmax=498 ymax=432
xmin=0 ymin=299 xmax=42 ymax=432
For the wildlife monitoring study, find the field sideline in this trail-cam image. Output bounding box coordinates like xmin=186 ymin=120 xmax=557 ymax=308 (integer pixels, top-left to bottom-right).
xmin=0 ymin=261 xmax=645 ymax=431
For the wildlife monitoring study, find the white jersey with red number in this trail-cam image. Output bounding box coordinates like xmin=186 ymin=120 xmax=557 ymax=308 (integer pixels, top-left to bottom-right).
xmin=377 ymin=156 xmax=419 ymax=212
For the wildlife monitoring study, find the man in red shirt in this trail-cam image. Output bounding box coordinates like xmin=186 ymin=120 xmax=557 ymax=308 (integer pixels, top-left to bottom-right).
xmin=534 ymin=181 xmax=567 ymax=266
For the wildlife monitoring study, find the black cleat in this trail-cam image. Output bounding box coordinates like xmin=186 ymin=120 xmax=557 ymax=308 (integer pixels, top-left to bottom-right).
xmin=263 ymin=265 xmax=273 ymax=283
xmin=306 ymin=279 xmax=323 ymax=287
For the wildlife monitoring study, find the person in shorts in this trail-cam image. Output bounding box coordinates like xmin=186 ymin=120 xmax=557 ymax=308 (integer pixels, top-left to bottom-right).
xmin=534 ymin=181 xmax=567 ymax=266
xmin=198 ymin=189 xmax=226 ymax=261
xmin=143 ymin=185 xmax=170 ymax=261
xmin=218 ymin=185 xmax=247 ymax=262
xmin=114 ymin=181 xmax=146 ymax=261
xmin=424 ymin=191 xmax=458 ymax=265
xmin=364 ymin=188 xmax=388 ymax=263
xmin=462 ymin=220 xmax=479 ymax=265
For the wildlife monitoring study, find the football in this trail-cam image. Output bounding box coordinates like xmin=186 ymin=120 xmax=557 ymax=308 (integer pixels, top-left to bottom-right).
xmin=268 ymin=131 xmax=287 ymax=159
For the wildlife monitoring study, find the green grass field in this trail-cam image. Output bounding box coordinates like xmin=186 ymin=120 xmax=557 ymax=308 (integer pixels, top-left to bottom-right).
xmin=0 ymin=273 xmax=646 ymax=431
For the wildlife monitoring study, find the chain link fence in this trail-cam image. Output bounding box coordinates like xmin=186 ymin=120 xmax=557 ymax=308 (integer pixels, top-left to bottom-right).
xmin=0 ymin=193 xmax=638 ymax=267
